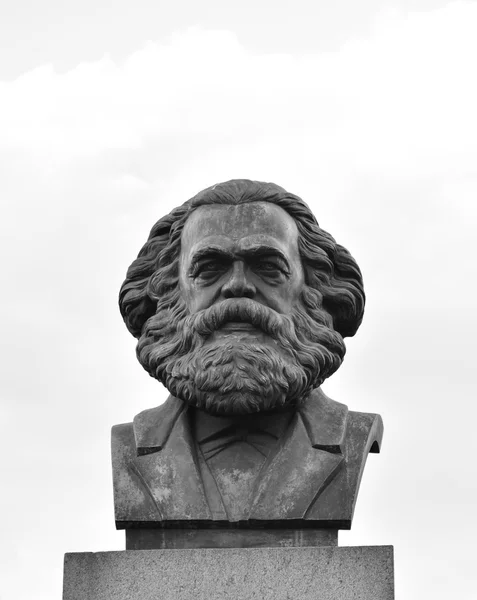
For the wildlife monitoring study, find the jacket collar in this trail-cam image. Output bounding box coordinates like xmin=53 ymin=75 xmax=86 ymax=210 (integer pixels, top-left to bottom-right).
xmin=298 ymin=388 xmax=347 ymax=453
xmin=133 ymin=395 xmax=186 ymax=456
xmin=133 ymin=388 xmax=348 ymax=457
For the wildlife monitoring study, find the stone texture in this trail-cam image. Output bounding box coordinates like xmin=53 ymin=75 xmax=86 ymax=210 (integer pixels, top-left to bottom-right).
xmin=112 ymin=391 xmax=383 ymax=529
xmin=63 ymin=545 xmax=394 ymax=600
xmin=125 ymin=527 xmax=338 ymax=549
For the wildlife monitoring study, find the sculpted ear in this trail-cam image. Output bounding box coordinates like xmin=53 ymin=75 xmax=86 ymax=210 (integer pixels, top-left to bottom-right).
xmin=119 ymin=204 xmax=189 ymax=339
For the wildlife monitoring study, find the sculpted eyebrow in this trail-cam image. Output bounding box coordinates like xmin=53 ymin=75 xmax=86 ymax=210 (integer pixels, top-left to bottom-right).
xmin=241 ymin=246 xmax=287 ymax=260
xmin=240 ymin=246 xmax=291 ymax=271
xmin=191 ymin=247 xmax=235 ymax=261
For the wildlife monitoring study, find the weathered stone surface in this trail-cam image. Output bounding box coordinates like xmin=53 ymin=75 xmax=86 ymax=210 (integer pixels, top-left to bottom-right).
xmin=112 ymin=390 xmax=383 ymax=529
xmin=64 ymin=546 xmax=394 ymax=600
xmin=113 ymin=179 xmax=384 ymax=532
xmin=125 ymin=527 xmax=338 ymax=549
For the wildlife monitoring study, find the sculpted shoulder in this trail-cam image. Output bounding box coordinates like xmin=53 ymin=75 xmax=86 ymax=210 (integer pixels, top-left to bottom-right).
xmin=303 ymin=387 xmax=383 ymax=452
xmin=111 ymin=422 xmax=135 ymax=461
xmin=347 ymin=409 xmax=384 ymax=455
xmin=111 ymin=421 xmax=165 ymax=526
xmin=302 ymin=389 xmax=383 ymax=527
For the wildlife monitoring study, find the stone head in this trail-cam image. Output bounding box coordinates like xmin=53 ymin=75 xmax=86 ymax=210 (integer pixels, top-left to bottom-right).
xmin=119 ymin=180 xmax=365 ymax=415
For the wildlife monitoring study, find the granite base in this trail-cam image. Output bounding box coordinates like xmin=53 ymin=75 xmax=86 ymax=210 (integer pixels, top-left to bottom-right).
xmin=63 ymin=546 xmax=394 ymax=600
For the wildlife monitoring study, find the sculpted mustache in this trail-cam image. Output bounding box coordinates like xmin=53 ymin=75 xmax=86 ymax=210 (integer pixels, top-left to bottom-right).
xmin=187 ymin=299 xmax=285 ymax=337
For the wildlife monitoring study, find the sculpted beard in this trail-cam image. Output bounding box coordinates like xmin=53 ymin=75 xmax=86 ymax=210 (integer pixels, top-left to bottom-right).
xmin=137 ymin=292 xmax=346 ymax=415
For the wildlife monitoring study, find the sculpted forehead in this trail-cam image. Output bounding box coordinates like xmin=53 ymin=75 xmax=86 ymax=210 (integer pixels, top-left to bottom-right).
xmin=181 ymin=202 xmax=300 ymax=256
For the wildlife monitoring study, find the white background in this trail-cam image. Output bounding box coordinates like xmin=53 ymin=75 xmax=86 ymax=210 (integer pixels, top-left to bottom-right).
xmin=1 ymin=1 xmax=476 ymax=598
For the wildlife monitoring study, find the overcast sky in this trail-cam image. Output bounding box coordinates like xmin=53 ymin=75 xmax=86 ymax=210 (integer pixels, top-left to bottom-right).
xmin=1 ymin=1 xmax=476 ymax=598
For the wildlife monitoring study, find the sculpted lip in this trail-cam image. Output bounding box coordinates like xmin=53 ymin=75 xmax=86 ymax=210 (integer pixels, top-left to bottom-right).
xmin=219 ymin=321 xmax=258 ymax=332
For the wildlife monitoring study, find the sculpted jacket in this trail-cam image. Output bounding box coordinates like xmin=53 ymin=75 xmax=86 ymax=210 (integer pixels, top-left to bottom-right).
xmin=111 ymin=388 xmax=383 ymax=529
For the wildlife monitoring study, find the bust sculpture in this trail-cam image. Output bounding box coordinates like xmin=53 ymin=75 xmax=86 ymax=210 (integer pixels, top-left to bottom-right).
xmin=112 ymin=179 xmax=383 ymax=547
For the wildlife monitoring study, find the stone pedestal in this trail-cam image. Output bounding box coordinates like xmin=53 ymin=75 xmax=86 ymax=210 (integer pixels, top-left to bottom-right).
xmin=63 ymin=545 xmax=394 ymax=600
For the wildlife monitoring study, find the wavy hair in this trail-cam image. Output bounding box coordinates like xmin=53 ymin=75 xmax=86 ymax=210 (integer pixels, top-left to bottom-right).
xmin=119 ymin=179 xmax=365 ymax=340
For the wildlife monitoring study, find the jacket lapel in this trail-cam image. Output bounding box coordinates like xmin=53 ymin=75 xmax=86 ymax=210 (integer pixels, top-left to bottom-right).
xmin=130 ymin=389 xmax=348 ymax=522
xmin=249 ymin=389 xmax=347 ymax=520
xmin=132 ymin=398 xmax=213 ymax=521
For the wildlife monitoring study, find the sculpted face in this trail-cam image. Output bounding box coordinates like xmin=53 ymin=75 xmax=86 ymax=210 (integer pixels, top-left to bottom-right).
xmin=136 ymin=200 xmax=346 ymax=415
xmin=179 ymin=202 xmax=305 ymax=318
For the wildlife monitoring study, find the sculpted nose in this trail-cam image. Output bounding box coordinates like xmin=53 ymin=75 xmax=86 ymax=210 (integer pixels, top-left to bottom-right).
xmin=222 ymin=261 xmax=256 ymax=299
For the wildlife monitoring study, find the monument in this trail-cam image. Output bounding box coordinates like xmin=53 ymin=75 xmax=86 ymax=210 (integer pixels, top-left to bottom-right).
xmin=63 ymin=180 xmax=394 ymax=599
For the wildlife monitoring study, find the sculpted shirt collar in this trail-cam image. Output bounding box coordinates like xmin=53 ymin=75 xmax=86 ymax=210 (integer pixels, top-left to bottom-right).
xmin=132 ymin=388 xmax=348 ymax=457
xmin=194 ymin=409 xmax=293 ymax=444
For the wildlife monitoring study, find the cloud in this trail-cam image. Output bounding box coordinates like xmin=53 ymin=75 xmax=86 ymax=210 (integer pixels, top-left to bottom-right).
xmin=0 ymin=2 xmax=476 ymax=179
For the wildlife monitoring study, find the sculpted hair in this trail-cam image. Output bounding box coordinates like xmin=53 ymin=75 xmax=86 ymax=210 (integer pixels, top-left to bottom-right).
xmin=119 ymin=179 xmax=365 ymax=340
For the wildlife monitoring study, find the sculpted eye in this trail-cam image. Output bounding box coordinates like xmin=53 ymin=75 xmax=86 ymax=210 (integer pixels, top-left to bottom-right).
xmin=252 ymin=258 xmax=289 ymax=278
xmin=256 ymin=261 xmax=280 ymax=271
xmin=194 ymin=259 xmax=228 ymax=280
